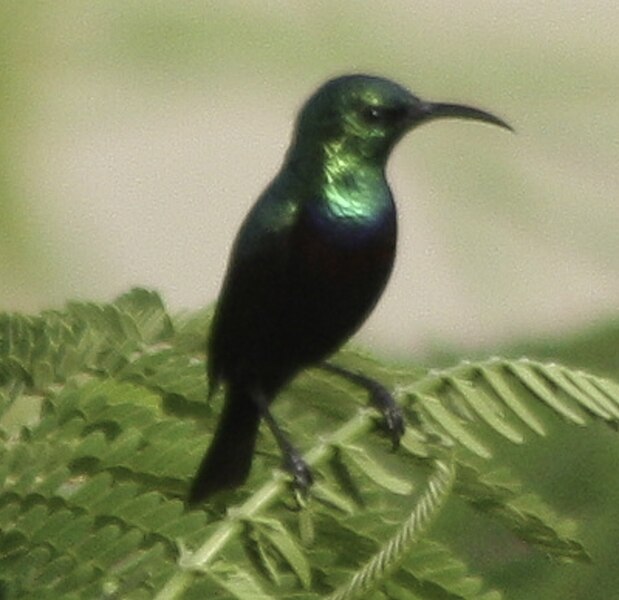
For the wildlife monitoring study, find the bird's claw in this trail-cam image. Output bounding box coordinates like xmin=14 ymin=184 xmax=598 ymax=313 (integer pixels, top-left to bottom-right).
xmin=368 ymin=385 xmax=405 ymax=449
xmin=383 ymin=402 xmax=406 ymax=449
xmin=284 ymin=449 xmax=314 ymax=495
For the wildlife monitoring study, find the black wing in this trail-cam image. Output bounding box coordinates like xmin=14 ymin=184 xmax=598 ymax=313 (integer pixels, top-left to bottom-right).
xmin=207 ymin=188 xmax=299 ymax=393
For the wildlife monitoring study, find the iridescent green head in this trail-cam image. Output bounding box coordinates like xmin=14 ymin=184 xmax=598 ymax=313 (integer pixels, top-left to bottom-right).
xmin=289 ymin=74 xmax=512 ymax=168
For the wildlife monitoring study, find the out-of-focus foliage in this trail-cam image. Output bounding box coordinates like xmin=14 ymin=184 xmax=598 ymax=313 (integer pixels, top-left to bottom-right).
xmin=428 ymin=318 xmax=619 ymax=380
xmin=425 ymin=316 xmax=619 ymax=600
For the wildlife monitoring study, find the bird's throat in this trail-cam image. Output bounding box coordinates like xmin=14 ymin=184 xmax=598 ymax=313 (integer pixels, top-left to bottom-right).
xmin=322 ymin=144 xmax=391 ymax=224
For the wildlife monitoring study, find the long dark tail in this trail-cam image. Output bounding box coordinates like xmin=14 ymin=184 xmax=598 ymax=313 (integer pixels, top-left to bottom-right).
xmin=188 ymin=385 xmax=260 ymax=504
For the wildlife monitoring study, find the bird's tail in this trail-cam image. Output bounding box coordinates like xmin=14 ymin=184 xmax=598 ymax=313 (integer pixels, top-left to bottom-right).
xmin=188 ymin=384 xmax=260 ymax=504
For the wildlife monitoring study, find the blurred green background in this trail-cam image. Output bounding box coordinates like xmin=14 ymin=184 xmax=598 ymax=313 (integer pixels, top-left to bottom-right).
xmin=1 ymin=3 xmax=618 ymax=598
xmin=2 ymin=2 xmax=617 ymax=358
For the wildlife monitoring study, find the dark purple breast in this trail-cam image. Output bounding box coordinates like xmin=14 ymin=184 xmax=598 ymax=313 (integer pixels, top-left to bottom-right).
xmin=284 ymin=200 xmax=397 ymax=361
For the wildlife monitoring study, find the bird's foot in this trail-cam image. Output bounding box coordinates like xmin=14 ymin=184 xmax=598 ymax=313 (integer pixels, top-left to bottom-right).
xmin=320 ymin=362 xmax=405 ymax=449
xmin=366 ymin=381 xmax=405 ymax=449
xmin=284 ymin=448 xmax=314 ymax=495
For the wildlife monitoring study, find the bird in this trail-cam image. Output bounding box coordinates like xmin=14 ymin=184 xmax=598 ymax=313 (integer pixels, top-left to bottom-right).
xmin=189 ymin=74 xmax=512 ymax=503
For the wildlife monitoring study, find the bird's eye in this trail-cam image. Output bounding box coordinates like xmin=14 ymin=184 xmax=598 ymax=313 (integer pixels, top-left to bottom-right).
xmin=360 ymin=104 xmax=409 ymax=126
xmin=361 ymin=105 xmax=385 ymax=124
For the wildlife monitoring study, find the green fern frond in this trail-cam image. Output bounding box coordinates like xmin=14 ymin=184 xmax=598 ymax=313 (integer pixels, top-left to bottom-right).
xmin=1 ymin=289 xmax=618 ymax=598
xmin=328 ymin=459 xmax=455 ymax=600
xmin=406 ymin=358 xmax=619 ymax=455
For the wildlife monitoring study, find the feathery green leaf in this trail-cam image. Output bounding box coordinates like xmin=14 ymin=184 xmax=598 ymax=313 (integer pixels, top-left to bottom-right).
xmin=0 ymin=290 xmax=618 ymax=598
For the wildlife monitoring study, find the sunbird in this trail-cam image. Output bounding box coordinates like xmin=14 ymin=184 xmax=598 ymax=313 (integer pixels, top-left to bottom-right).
xmin=189 ymin=74 xmax=512 ymax=503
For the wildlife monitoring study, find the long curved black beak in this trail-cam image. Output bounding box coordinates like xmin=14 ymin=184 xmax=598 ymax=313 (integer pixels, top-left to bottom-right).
xmin=418 ymin=101 xmax=513 ymax=132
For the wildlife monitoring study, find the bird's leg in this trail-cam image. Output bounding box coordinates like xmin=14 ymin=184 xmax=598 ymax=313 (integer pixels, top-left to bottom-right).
xmin=252 ymin=390 xmax=314 ymax=494
xmin=319 ymin=362 xmax=405 ymax=449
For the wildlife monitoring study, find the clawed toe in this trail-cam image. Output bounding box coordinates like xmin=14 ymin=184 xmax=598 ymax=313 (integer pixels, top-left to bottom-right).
xmin=284 ymin=450 xmax=314 ymax=494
